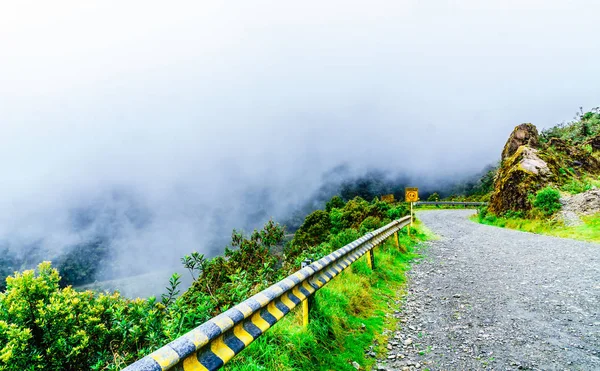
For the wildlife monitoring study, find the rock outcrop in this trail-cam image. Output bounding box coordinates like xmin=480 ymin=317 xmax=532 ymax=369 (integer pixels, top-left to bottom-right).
xmin=489 ymin=122 xmax=600 ymax=216
xmin=501 ymin=123 xmax=540 ymax=159
xmin=548 ymin=137 xmax=600 ymax=174
xmin=489 ymin=143 xmax=557 ymax=215
xmin=559 ymin=189 xmax=600 ymax=226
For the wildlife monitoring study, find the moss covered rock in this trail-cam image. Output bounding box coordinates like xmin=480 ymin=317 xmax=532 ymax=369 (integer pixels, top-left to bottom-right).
xmin=547 ymin=137 xmax=600 ymax=174
xmin=489 ymin=145 xmax=558 ymax=214
xmin=502 ymin=123 xmax=540 ymax=159
xmin=489 ymin=123 xmax=600 ymax=216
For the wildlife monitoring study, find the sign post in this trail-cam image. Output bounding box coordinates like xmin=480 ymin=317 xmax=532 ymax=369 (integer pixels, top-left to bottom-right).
xmin=405 ymin=187 xmax=419 ymax=236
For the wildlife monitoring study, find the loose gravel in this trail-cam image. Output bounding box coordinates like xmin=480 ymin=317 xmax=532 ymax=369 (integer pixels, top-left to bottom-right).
xmin=374 ymin=209 xmax=600 ymax=371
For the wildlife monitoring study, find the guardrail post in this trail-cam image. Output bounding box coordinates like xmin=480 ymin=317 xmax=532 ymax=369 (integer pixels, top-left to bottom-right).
xmin=366 ymin=249 xmax=374 ymax=269
xmin=394 ymin=231 xmax=406 ymax=253
xmin=301 ymin=259 xmax=312 ymax=327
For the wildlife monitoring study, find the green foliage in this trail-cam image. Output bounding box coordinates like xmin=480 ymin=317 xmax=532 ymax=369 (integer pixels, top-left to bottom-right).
xmin=325 ymin=195 xmax=345 ymax=212
xmin=532 ymin=187 xmax=562 ymax=216
xmin=329 ymin=207 xmax=344 ymax=235
xmin=540 ymin=107 xmax=600 ymax=144
xmin=183 ymin=220 xmax=285 ymax=314
xmin=290 ymin=210 xmax=332 ymax=251
xmin=226 ymin=229 xmax=427 ymax=371
xmin=473 ymin=213 xmax=600 ymax=243
xmin=181 ymin=252 xmax=208 ymax=281
xmin=503 ymin=210 xmax=525 ymax=219
xmin=560 ymin=178 xmax=596 ymax=195
xmin=0 ymin=262 xmax=174 ymax=370
xmin=386 ymin=204 xmax=408 ymax=220
xmin=477 ymin=206 xmax=489 ymax=221
xmin=427 ymin=192 xmax=440 ymax=202
xmin=0 ymin=191 xmax=413 ymax=370
xmin=161 ymin=273 xmax=181 ymax=307
xmin=359 ymin=216 xmax=382 ymax=234
xmin=340 ymin=197 xmax=371 ymax=229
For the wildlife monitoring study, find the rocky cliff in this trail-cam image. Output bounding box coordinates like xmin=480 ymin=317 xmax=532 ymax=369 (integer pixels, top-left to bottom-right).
xmin=489 ymin=123 xmax=600 ymax=215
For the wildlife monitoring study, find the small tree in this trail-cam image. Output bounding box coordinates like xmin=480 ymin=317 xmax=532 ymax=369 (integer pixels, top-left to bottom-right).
xmin=325 ymin=195 xmax=345 ymax=212
xmin=533 ymin=187 xmax=562 ymax=216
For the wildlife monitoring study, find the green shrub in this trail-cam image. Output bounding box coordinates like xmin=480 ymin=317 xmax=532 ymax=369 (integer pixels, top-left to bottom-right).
xmin=427 ymin=192 xmax=440 ymax=202
xmin=477 ymin=206 xmax=489 ymax=222
xmin=0 ymin=262 xmax=172 ymax=370
xmin=291 ymin=210 xmax=332 ymax=250
xmin=533 ymin=187 xmax=562 ymax=216
xmin=340 ymin=197 xmax=371 ymax=229
xmin=359 ymin=216 xmax=382 ymax=234
xmin=386 ymin=204 xmax=408 ymax=220
xmin=325 ymin=195 xmax=345 ymax=212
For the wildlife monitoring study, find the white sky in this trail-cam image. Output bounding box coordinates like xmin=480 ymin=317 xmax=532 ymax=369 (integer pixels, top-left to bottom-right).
xmin=1 ymin=1 xmax=599 ymax=269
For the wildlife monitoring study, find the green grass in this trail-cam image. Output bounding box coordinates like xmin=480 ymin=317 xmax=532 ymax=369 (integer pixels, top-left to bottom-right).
xmin=560 ymin=176 xmax=600 ymax=195
xmin=472 ymin=213 xmax=600 ymax=244
xmin=224 ymin=224 xmax=430 ymax=371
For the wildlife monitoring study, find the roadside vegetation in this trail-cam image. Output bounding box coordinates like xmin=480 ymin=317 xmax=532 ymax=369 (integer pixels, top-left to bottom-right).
xmin=474 ymin=212 xmax=600 ymax=243
xmin=475 ymin=185 xmax=600 ymax=243
xmin=0 ymin=195 xmax=424 ymax=370
xmin=226 ymin=224 xmax=428 ymax=371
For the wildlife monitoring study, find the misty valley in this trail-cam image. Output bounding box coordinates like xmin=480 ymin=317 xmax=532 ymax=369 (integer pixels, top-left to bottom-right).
xmin=0 ymin=166 xmax=493 ymax=296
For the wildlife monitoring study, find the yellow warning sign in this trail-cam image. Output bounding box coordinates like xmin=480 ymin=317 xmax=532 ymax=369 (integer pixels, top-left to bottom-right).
xmin=405 ymin=187 xmax=419 ymax=203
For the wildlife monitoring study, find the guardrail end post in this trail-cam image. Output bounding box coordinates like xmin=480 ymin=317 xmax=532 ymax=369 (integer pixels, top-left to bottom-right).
xmin=393 ymin=231 xmax=399 ymax=248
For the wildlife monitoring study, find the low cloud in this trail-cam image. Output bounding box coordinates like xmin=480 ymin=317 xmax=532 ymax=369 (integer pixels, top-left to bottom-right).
xmin=0 ymin=1 xmax=598 ymax=289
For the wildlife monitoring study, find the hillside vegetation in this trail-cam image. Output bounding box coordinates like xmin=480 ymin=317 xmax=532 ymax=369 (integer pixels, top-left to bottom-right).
xmin=475 ymin=107 xmax=600 ymax=242
xmin=0 ymin=195 xmax=420 ymax=370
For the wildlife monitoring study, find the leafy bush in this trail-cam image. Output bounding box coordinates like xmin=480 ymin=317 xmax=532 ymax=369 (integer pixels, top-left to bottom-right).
xmin=427 ymin=192 xmax=440 ymax=202
xmin=477 ymin=206 xmax=489 ymax=222
xmin=340 ymin=197 xmax=371 ymax=229
xmin=290 ymin=210 xmax=332 ymax=255
xmin=184 ymin=220 xmax=284 ymax=313
xmin=0 ymin=262 xmax=173 ymax=370
xmin=325 ymin=195 xmax=345 ymax=212
xmin=386 ymin=204 xmax=408 ymax=220
xmin=359 ymin=216 xmax=381 ymax=234
xmin=533 ymin=187 xmax=562 ymax=216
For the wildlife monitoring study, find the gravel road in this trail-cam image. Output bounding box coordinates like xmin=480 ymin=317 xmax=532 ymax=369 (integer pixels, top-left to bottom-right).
xmin=376 ymin=209 xmax=600 ymax=371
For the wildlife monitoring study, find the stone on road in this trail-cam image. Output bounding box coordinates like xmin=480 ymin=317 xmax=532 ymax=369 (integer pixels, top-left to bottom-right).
xmin=379 ymin=209 xmax=599 ymax=371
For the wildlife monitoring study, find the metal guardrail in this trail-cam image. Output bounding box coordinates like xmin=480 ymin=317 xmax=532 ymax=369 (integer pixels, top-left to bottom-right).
xmin=414 ymin=201 xmax=488 ymax=207
xmin=124 ymin=215 xmax=412 ymax=371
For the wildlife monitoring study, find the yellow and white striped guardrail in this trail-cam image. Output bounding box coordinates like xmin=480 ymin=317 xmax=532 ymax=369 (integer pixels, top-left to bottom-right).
xmin=123 ymin=215 xmax=412 ymax=371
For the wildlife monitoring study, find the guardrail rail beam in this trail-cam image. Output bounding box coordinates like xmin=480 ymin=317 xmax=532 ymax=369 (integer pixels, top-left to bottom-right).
xmin=124 ymin=215 xmax=412 ymax=371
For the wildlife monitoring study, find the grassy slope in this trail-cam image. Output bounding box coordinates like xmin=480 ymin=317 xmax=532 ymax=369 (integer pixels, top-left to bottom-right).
xmin=225 ymin=223 xmax=431 ymax=371
xmin=471 ymin=213 xmax=600 ymax=244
